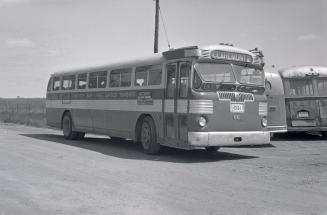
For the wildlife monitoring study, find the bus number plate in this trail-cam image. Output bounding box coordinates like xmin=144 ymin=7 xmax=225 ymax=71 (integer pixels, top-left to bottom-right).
xmin=298 ymin=111 xmax=309 ymax=118
xmin=230 ymin=103 xmax=244 ymax=113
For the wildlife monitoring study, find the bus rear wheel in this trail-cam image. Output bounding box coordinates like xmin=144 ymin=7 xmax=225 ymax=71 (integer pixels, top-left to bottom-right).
xmin=62 ymin=112 xmax=79 ymax=140
xmin=141 ymin=116 xmax=160 ymax=154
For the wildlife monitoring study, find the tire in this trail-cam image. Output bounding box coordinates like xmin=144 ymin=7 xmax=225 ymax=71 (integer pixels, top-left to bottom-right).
xmin=205 ymin=146 xmax=220 ymax=154
xmin=62 ymin=112 xmax=78 ymax=140
xmin=141 ymin=116 xmax=160 ymax=154
xmin=321 ymin=131 xmax=327 ymax=138
xmin=76 ymin=132 xmax=85 ymax=140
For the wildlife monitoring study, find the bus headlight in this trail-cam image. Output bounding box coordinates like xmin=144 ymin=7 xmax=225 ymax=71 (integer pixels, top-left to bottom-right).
xmin=198 ymin=116 xmax=207 ymax=127
xmin=261 ymin=117 xmax=267 ymax=127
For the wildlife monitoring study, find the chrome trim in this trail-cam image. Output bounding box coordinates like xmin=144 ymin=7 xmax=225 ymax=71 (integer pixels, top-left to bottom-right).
xmin=217 ymin=91 xmax=254 ymax=103
xmin=177 ymin=100 xmax=188 ymax=114
xmin=164 ymin=99 xmax=174 ymax=113
xmin=259 ymin=102 xmax=268 ymax=116
xmin=189 ymin=100 xmax=213 ymax=114
xmin=188 ymin=131 xmax=270 ymax=146
xmin=268 ymin=125 xmax=287 ymax=133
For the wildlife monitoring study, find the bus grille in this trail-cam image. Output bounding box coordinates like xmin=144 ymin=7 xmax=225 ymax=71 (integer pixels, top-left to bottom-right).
xmin=217 ymin=91 xmax=254 ymax=102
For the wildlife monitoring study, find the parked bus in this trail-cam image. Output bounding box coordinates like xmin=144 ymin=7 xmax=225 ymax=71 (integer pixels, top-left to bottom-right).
xmin=279 ymin=66 xmax=327 ymax=136
xmin=46 ymin=44 xmax=270 ymax=154
xmin=265 ymin=69 xmax=287 ymax=134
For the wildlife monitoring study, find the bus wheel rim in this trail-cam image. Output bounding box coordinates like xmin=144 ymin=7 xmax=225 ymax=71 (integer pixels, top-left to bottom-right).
xmin=63 ymin=117 xmax=70 ymax=136
xmin=142 ymin=122 xmax=151 ymax=149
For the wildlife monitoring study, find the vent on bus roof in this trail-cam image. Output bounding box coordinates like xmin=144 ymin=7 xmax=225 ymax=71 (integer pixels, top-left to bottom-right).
xmin=217 ymin=91 xmax=254 ymax=102
xmin=201 ymin=49 xmax=210 ymax=58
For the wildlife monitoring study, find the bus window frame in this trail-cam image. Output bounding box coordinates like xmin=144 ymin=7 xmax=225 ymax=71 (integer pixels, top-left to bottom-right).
xmin=178 ymin=62 xmax=191 ymax=98
xmin=77 ymin=73 xmax=88 ymax=90
xmin=62 ymin=74 xmax=76 ymax=91
xmin=52 ymin=76 xmax=61 ymax=91
xmin=109 ymin=68 xmax=132 ymax=88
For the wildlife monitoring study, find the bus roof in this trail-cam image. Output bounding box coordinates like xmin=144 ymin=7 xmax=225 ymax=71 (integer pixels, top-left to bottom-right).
xmin=52 ymin=44 xmax=257 ymax=77
xmin=279 ymin=66 xmax=327 ymax=78
xmin=53 ymin=54 xmax=165 ymax=76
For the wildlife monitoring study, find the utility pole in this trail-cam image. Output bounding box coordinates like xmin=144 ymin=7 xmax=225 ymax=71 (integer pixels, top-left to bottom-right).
xmin=154 ymin=0 xmax=159 ymax=53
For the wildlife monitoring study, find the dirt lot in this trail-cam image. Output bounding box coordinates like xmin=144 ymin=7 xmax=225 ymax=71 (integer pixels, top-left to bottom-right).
xmin=0 ymin=123 xmax=326 ymax=215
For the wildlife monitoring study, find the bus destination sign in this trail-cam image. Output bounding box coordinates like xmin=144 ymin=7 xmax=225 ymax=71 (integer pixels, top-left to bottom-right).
xmin=210 ymin=50 xmax=253 ymax=63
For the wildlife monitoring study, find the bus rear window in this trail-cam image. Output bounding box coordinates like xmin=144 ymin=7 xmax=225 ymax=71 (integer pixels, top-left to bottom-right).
xmin=47 ymin=77 xmax=52 ymax=92
xmin=317 ymin=79 xmax=327 ymax=96
xmin=288 ymin=79 xmax=314 ymax=96
xmin=53 ymin=77 xmax=61 ymax=91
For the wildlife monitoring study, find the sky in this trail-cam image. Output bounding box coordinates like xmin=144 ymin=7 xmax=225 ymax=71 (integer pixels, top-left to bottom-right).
xmin=0 ymin=0 xmax=326 ymax=97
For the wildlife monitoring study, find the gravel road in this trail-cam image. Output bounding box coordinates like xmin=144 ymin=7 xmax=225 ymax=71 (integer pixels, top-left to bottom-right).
xmin=0 ymin=123 xmax=326 ymax=215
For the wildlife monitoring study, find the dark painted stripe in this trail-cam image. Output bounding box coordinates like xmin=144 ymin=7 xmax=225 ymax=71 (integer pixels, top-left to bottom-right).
xmin=46 ymin=89 xmax=165 ymax=100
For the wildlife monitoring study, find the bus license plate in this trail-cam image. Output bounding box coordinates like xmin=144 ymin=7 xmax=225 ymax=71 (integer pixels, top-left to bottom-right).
xmin=230 ymin=103 xmax=244 ymax=113
xmin=298 ymin=111 xmax=309 ymax=118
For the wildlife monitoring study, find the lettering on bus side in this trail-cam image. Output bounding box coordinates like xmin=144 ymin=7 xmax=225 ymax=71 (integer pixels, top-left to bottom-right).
xmin=137 ymin=92 xmax=153 ymax=105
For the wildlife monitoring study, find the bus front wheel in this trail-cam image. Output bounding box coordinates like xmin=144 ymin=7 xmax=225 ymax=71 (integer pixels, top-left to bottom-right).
xmin=62 ymin=112 xmax=83 ymax=140
xmin=141 ymin=116 xmax=160 ymax=154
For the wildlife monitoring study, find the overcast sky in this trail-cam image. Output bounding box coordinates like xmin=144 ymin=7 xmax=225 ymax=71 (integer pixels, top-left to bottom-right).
xmin=0 ymin=0 xmax=326 ymax=97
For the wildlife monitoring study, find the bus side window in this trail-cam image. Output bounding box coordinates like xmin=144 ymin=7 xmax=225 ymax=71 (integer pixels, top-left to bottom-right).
xmin=135 ymin=66 xmax=149 ymax=86
xmin=98 ymin=71 xmax=107 ymax=88
xmin=89 ymin=72 xmax=97 ymax=89
xmin=167 ymin=64 xmax=177 ymax=98
xmin=179 ymin=63 xmax=190 ymax=98
xmin=135 ymin=65 xmax=162 ymax=87
xmin=77 ymin=73 xmax=87 ymax=89
xmin=53 ymin=77 xmax=61 ymax=91
xmin=110 ymin=68 xmax=132 ymax=87
xmin=121 ymin=70 xmax=131 ymax=87
xmin=62 ymin=75 xmax=76 ymax=90
xmin=148 ymin=68 xmax=162 ymax=85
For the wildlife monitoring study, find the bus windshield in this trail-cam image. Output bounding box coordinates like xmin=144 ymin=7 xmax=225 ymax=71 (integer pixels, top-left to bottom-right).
xmin=194 ymin=63 xmax=235 ymax=83
xmin=233 ymin=65 xmax=264 ymax=85
xmin=194 ymin=63 xmax=264 ymax=85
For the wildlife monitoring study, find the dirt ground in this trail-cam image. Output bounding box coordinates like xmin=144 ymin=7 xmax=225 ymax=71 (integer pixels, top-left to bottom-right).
xmin=0 ymin=123 xmax=326 ymax=215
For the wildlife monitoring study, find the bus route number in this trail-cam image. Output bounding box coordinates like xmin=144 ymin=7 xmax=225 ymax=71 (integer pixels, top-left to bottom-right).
xmin=230 ymin=103 xmax=244 ymax=113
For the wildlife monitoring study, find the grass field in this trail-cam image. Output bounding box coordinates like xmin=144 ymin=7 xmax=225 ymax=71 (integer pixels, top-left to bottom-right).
xmin=0 ymin=98 xmax=46 ymax=127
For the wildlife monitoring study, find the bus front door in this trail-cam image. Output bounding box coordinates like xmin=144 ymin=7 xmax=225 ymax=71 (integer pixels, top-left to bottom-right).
xmin=164 ymin=62 xmax=190 ymax=147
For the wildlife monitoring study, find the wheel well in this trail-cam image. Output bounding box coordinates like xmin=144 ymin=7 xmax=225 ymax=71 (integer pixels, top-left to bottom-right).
xmin=61 ymin=110 xmax=70 ymax=129
xmin=135 ymin=114 xmax=152 ymax=142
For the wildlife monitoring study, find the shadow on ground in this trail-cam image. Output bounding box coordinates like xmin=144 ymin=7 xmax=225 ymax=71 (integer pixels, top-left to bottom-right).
xmin=20 ymin=133 xmax=258 ymax=163
xmin=271 ymin=132 xmax=326 ymax=142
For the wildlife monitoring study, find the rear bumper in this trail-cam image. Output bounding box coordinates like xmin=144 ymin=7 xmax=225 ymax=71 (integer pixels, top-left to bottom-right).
xmin=188 ymin=131 xmax=270 ymax=147
xmin=287 ymin=126 xmax=327 ymax=132
xmin=268 ymin=125 xmax=287 ymax=133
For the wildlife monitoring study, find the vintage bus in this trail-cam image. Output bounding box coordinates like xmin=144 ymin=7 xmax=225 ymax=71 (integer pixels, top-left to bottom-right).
xmin=279 ymin=66 xmax=327 ymax=136
xmin=46 ymin=44 xmax=270 ymax=154
xmin=265 ymin=69 xmax=287 ymax=134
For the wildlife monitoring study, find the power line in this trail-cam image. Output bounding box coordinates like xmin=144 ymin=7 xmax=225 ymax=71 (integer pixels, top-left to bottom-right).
xmin=159 ymin=6 xmax=172 ymax=49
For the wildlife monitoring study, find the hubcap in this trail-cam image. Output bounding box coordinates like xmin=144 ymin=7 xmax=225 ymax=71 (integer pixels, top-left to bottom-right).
xmin=141 ymin=122 xmax=151 ymax=149
xmin=63 ymin=117 xmax=70 ymax=136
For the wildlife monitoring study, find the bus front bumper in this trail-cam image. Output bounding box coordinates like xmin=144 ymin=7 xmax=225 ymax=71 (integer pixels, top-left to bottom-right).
xmin=188 ymin=131 xmax=270 ymax=147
